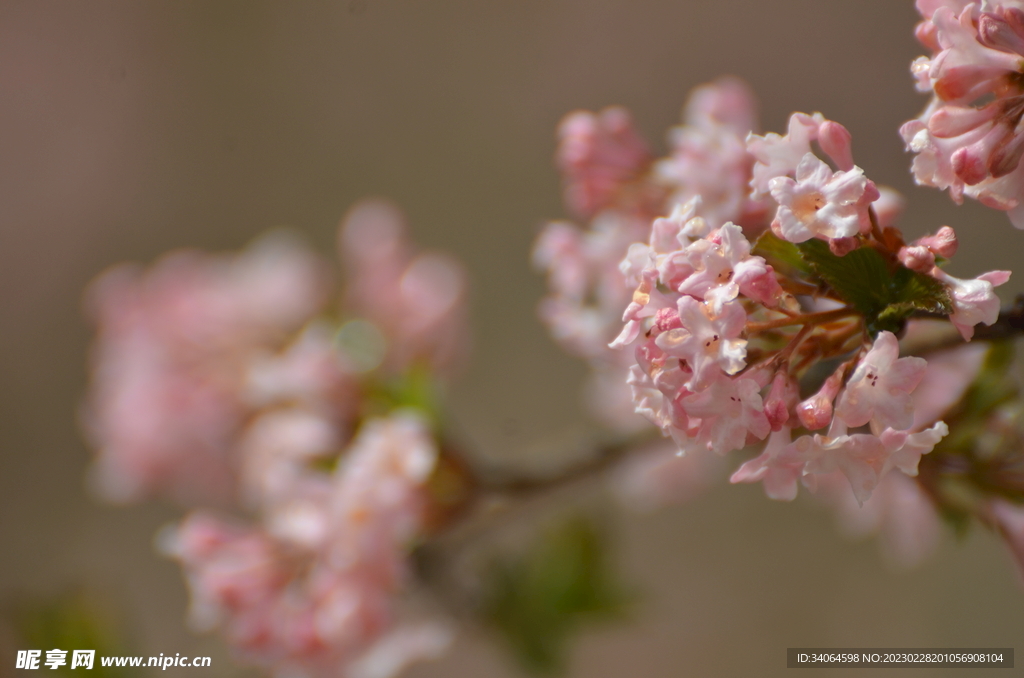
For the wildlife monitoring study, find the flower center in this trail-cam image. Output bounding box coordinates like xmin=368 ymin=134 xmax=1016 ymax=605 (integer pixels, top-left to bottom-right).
xmin=792 ymin=192 xmax=826 ymax=222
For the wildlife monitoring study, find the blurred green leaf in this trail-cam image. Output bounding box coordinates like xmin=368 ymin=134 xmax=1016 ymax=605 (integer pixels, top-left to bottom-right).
xmin=923 ymin=341 xmax=1024 ymax=515
xmin=961 ymin=340 xmax=1017 ymax=419
xmin=364 ymin=362 xmax=442 ymax=426
xmin=10 ymin=590 xmax=141 ymax=677
xmin=482 ymin=516 xmax=631 ymax=675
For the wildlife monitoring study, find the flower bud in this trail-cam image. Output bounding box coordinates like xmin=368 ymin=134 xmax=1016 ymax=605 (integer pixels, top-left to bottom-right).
xmin=829 ymin=237 xmax=859 ymax=257
xmin=764 ymin=371 xmax=799 ymax=432
xmin=818 ymin=121 xmax=854 ymax=171
xmin=914 ymin=225 xmax=958 ymax=258
xmin=796 ymin=366 xmax=844 ymax=431
xmin=898 ymin=245 xmax=936 ymax=272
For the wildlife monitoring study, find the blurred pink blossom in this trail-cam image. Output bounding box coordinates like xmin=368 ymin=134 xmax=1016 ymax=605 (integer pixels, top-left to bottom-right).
xmin=83 ymin=234 xmax=331 ymax=505
xmin=556 ymin=106 xmax=652 ymax=218
xmin=162 ymin=413 xmax=452 ymax=678
xmin=339 ymin=200 xmax=469 ymax=376
xmin=815 ymin=470 xmax=944 ymax=570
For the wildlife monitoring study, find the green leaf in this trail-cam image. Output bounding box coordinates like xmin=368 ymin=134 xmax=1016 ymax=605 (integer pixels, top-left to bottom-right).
xmin=751 ymin=231 xmax=812 ymax=279
xmin=886 ymin=265 xmax=954 ymax=316
xmin=482 ymin=516 xmax=631 ymax=675
xmin=797 ymin=240 xmax=891 ymax=317
xmin=795 ymin=240 xmax=952 ymax=336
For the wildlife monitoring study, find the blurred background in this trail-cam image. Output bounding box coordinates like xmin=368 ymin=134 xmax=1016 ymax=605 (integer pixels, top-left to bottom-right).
xmin=1 ymin=1 xmax=1023 ymax=676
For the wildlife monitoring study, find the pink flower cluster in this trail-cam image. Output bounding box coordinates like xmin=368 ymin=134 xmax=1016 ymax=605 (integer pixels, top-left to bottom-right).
xmin=611 ymin=111 xmax=1013 ymax=506
xmin=83 ymin=234 xmax=331 ymax=505
xmin=533 ymin=79 xmax=767 ymax=434
xmin=83 ymin=201 xmax=468 ymax=677
xmin=904 ymin=0 xmax=1024 ymax=226
xmin=161 ymin=414 xmax=453 ymax=678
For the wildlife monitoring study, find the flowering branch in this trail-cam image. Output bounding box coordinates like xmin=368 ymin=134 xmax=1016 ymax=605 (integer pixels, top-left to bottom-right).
xmin=77 ymin=4 xmax=1024 ymax=678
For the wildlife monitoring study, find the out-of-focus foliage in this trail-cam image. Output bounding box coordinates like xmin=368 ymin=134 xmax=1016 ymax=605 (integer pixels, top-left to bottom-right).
xmin=10 ymin=590 xmax=140 ymax=677
xmin=924 ymin=341 xmax=1024 ymax=534
xmin=482 ymin=516 xmax=631 ymax=675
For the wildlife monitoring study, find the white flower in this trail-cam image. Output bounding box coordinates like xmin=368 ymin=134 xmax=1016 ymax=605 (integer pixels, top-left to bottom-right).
xmin=769 ymin=153 xmax=872 ymax=243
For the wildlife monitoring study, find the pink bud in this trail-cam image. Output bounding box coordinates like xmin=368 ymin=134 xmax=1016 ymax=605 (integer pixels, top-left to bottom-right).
xmin=914 ymin=225 xmax=958 ymax=258
xmin=741 ymin=267 xmax=784 ymax=308
xmin=952 ymin=146 xmax=988 ymax=185
xmin=764 ymin=371 xmax=798 ymax=432
xmin=796 ymin=366 xmax=844 ymax=431
xmin=928 ymin=105 xmax=999 ymax=138
xmin=915 ymin=21 xmax=939 ymax=52
xmin=898 ymin=245 xmax=936 ymax=272
xmin=829 ymin=237 xmax=859 ymax=257
xmin=989 ymin=130 xmax=1024 ymax=178
xmin=859 ymin=180 xmax=881 ymax=205
xmin=953 ymin=123 xmax=1015 ymax=186
xmin=1007 ymin=7 xmax=1024 ymax=37
xmin=796 ymin=396 xmax=832 ymax=431
xmin=978 ymin=12 xmax=1024 ymax=55
xmin=818 ymin=121 xmax=854 ymax=171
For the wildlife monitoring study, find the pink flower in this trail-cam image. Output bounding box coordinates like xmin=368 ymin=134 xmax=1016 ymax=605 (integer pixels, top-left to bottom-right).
xmin=625 ymin=364 xmax=682 ymax=435
xmin=834 ymin=332 xmax=928 ymax=432
xmin=556 ymin=107 xmax=652 ymax=218
xmin=929 ymin=267 xmax=1011 ymax=339
xmin=816 ymin=470 xmax=943 ymax=569
xmin=927 ymin=5 xmax=1024 ymax=104
xmin=769 ymin=153 xmax=873 ymax=242
xmin=747 ymin=112 xmax=823 ymax=197
xmin=83 ymin=234 xmax=330 ymax=505
xmin=683 ymin=76 xmax=759 ymax=136
xmin=160 ymin=412 xmax=448 ymax=678
xmin=245 ymin=323 xmax=357 ymax=410
xmin=730 ymin=427 xmax=807 ymax=501
xmin=801 ymin=421 xmax=890 ymax=506
xmin=879 ymin=422 xmax=949 ymax=477
xmin=676 ymin=223 xmax=781 ymax=310
xmin=656 ymin=78 xmax=767 ymax=230
xmin=683 ymin=375 xmax=771 ymax=454
xmin=906 ymin=2 xmax=1024 ymax=224
xmin=328 ymin=414 xmax=438 ymax=571
xmin=908 ymin=338 xmax=988 ymax=430
xmin=655 ymin=297 xmax=747 ymax=390
xmin=539 ymin=79 xmax=773 ymax=429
